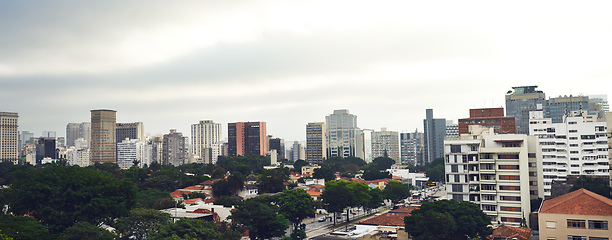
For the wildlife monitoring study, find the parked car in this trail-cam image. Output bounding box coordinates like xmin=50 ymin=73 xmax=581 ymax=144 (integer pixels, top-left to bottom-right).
xmin=318 ymin=217 xmax=326 ymax=222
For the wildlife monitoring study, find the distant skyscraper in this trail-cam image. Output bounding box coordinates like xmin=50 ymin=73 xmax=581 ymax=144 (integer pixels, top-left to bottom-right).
xmin=306 ymin=122 xmax=326 ymax=164
xmin=325 ymin=109 xmax=364 ymax=159
xmin=116 ymin=122 xmax=145 ymax=143
xmin=458 ymin=107 xmax=516 ymax=134
xmin=0 ymin=112 xmax=19 ymax=164
xmin=42 ymin=131 xmax=56 ymax=138
xmin=66 ymin=122 xmax=91 ymax=148
xmin=19 ymin=130 xmax=34 ymax=157
xmin=400 ymin=131 xmax=422 ymax=166
xmin=371 ymin=128 xmax=400 ymax=164
xmin=505 ymin=86 xmax=547 ymax=134
xmin=445 ymin=121 xmax=459 ymax=140
xmin=547 ymin=95 xmax=589 ymax=124
xmin=117 ymin=139 xmax=143 ymax=169
xmin=288 ymin=141 xmax=305 ymax=161
xmin=36 ymin=137 xmax=56 ymax=161
xmin=162 ymin=129 xmax=188 ymax=166
xmin=268 ymin=137 xmax=285 ymax=160
xmin=228 ymin=122 xmax=267 ymax=156
xmin=423 ymin=109 xmax=446 ymax=164
xmin=90 ymin=109 xmax=117 ymax=164
xmin=191 ymin=120 xmax=222 ymax=164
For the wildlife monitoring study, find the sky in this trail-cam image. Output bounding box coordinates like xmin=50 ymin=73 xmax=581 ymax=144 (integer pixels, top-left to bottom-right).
xmin=1 ymin=1 xmax=611 ymax=143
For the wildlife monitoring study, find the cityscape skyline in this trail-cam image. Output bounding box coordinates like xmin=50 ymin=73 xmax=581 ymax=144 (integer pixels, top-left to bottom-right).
xmin=1 ymin=1 xmax=612 ymax=142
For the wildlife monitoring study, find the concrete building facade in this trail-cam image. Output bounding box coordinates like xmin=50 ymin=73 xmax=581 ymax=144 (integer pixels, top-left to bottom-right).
xmin=458 ymin=107 xmax=517 ymax=135
xmin=325 ymin=109 xmax=364 ymax=159
xmin=306 ymin=122 xmax=326 ymax=164
xmin=191 ymin=120 xmax=222 ymax=164
xmin=268 ymin=137 xmax=285 ymax=161
xmin=90 ymin=109 xmax=117 ymax=164
xmin=228 ymin=122 xmax=267 ymax=157
xmin=162 ymin=129 xmax=188 ymax=166
xmin=423 ymin=109 xmax=446 ymax=164
xmin=371 ymin=128 xmax=400 ymax=163
xmin=116 ymin=122 xmax=145 ymax=143
xmin=0 ymin=112 xmax=19 ymax=164
xmin=505 ymin=85 xmax=547 ymax=135
xmin=117 ymin=138 xmax=143 ymax=169
xmin=400 ymin=131 xmax=422 ymax=166
xmin=444 ymin=125 xmax=544 ymax=227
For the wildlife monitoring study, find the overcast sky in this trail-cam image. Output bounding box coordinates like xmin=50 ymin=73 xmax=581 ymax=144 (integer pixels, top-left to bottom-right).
xmin=1 ymin=1 xmax=611 ymax=143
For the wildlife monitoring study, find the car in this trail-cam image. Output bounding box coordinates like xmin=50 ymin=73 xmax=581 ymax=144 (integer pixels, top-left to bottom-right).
xmin=318 ymin=217 xmax=326 ymax=222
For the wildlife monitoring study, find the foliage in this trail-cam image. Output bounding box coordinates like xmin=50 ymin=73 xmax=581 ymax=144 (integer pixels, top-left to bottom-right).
xmin=257 ymin=168 xmax=289 ymax=194
xmin=278 ymin=189 xmax=314 ymax=230
xmin=321 ymin=157 xmax=366 ymax=175
xmin=151 ymin=198 xmax=179 ymax=210
xmin=366 ymin=188 xmax=384 ymax=211
xmin=293 ymin=160 xmax=307 ymax=173
xmin=569 ymin=175 xmax=612 ymax=198
xmin=58 ymin=222 xmax=117 ymax=240
xmin=312 ymin=167 xmax=335 ymax=181
xmin=212 ymin=179 xmax=231 ymax=198
xmin=321 ymin=180 xmax=371 ymax=224
xmin=115 ymin=208 xmax=171 ymax=240
xmin=141 ymin=170 xmax=198 ymax=192
xmin=424 ymin=158 xmax=445 ymax=183
xmin=11 ymin=165 xmax=137 ymax=232
xmin=89 ymin=162 xmax=123 ymax=179
xmin=290 ymin=230 xmax=306 ymax=240
xmin=213 ymin=196 xmax=242 ymax=207
xmin=136 ymin=189 xmax=172 ymax=208
xmin=0 ymin=230 xmax=12 ymax=240
xmin=382 ymin=180 xmax=410 ymax=203
xmin=0 ymin=214 xmax=51 ymax=240
xmin=149 ymin=218 xmax=233 ymax=240
xmin=370 ymin=157 xmax=396 ymax=170
xmin=123 ymin=167 xmax=151 ymax=187
xmin=361 ymin=168 xmax=392 ymax=180
xmin=230 ymin=197 xmax=288 ymax=240
xmin=216 ymin=154 xmax=270 ymax=173
xmin=404 ymin=200 xmax=493 ymax=240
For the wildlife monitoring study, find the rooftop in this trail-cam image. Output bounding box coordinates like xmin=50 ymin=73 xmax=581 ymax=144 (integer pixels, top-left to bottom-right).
xmin=540 ymin=188 xmax=612 ymax=216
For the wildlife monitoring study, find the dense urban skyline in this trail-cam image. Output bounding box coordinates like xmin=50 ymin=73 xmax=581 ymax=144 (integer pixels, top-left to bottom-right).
xmin=1 ymin=1 xmax=611 ymax=141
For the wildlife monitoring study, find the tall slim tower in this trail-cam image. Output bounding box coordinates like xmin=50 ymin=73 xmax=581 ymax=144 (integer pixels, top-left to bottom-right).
xmin=306 ymin=122 xmax=326 ymax=164
xmin=66 ymin=123 xmax=81 ymax=148
xmin=90 ymin=109 xmax=117 ymax=164
xmin=423 ymin=109 xmax=446 ymax=164
xmin=162 ymin=129 xmax=187 ymax=166
xmin=228 ymin=122 xmax=267 ymax=156
xmin=191 ymin=120 xmax=222 ymax=164
xmin=325 ymin=109 xmax=364 ymax=159
xmin=0 ymin=112 xmax=19 ymax=164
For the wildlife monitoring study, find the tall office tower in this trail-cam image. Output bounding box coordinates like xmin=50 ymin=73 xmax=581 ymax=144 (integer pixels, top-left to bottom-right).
xmin=117 ymin=139 xmax=143 ymax=169
xmin=42 ymin=131 xmax=56 ymax=138
xmin=269 ymin=137 xmax=285 ymax=160
xmin=423 ymin=109 xmax=446 ymax=164
xmin=191 ymin=120 xmax=222 ymax=164
xmin=529 ymin=110 xmax=609 ymax=197
xmin=0 ymin=112 xmax=19 ymax=164
xmin=90 ymin=109 xmax=117 ymax=164
xmin=325 ymin=109 xmax=364 ymax=159
xmin=20 ymin=131 xmax=34 ymax=149
xmin=116 ymin=122 xmax=145 ymax=143
xmin=371 ymin=128 xmax=400 ymax=164
xmin=400 ymin=131 xmax=422 ymax=166
xmin=79 ymin=122 xmax=91 ymax=147
xmin=162 ymin=129 xmax=187 ymax=166
xmin=288 ymin=141 xmax=305 ymax=161
xmin=306 ymin=122 xmax=326 ymax=164
xmin=228 ymin=122 xmax=267 ymax=156
xmin=35 ymin=137 xmax=56 ymax=161
xmin=66 ymin=123 xmax=81 ymax=147
xmin=547 ymin=95 xmax=590 ymax=124
xmin=458 ymin=108 xmax=517 ymax=135
xmin=505 ymin=85 xmax=547 ymax=134
xmin=445 ymin=121 xmax=459 ymax=140
xmin=444 ymin=125 xmax=543 ymax=227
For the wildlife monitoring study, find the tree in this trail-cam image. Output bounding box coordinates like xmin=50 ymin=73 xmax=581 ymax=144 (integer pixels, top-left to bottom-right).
xmin=11 ymin=165 xmax=137 ymax=232
xmin=230 ymin=198 xmax=288 ymax=240
xmin=136 ymin=189 xmax=172 ymax=208
xmin=257 ymin=168 xmax=289 ymax=194
xmin=115 ymin=208 xmax=171 ymax=240
xmin=213 ymin=196 xmax=242 ymax=207
xmin=149 ymin=218 xmax=232 ymax=240
xmin=362 ymin=168 xmax=392 ymax=180
xmin=0 ymin=214 xmax=51 ymax=240
xmin=569 ymin=175 xmax=612 ymax=198
xmin=312 ymin=167 xmax=335 ymax=181
xmin=382 ymin=180 xmax=410 ymax=203
xmin=425 ymin=164 xmax=445 ymax=183
xmin=366 ymin=188 xmax=384 ymax=213
xmin=404 ymin=200 xmax=493 ymax=240
xmin=278 ymin=189 xmax=315 ymax=231
xmin=293 ymin=160 xmax=307 ymax=173
xmin=371 ymin=157 xmax=395 ymax=170
xmin=58 ymin=222 xmax=117 ymax=240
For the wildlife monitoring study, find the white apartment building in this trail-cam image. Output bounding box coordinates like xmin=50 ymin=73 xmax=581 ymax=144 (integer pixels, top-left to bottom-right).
xmin=117 ymin=138 xmax=143 ymax=169
xmin=325 ymin=109 xmax=365 ymax=159
xmin=445 ymin=125 xmax=544 ymax=227
xmin=191 ymin=120 xmax=222 ymax=164
xmin=529 ymin=110 xmax=609 ymax=197
xmin=371 ymin=128 xmax=400 ymax=163
xmin=66 ymin=138 xmax=90 ymax=167
xmin=0 ymin=112 xmax=19 ymax=164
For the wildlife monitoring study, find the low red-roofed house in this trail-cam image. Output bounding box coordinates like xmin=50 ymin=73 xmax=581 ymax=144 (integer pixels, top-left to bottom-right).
xmin=352 ymin=207 xmax=415 ymax=239
xmin=488 ymin=225 xmax=531 ymax=240
xmin=169 ymin=190 xmax=192 ymax=201
xmin=538 ymin=188 xmax=612 ymax=240
xmin=183 ymin=198 xmax=205 ymax=205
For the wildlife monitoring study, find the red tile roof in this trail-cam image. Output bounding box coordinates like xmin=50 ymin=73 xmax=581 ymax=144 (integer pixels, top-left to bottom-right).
xmin=182 ymin=186 xmax=204 ymax=191
xmin=390 ymin=207 xmax=418 ymax=214
xmin=169 ymin=190 xmax=191 ymax=198
xmin=200 ymin=179 xmax=222 ymax=186
xmin=540 ymin=188 xmax=612 ymax=216
xmin=204 ymin=198 xmax=215 ymax=204
xmin=183 ymin=198 xmax=204 ymax=204
xmin=359 ymin=210 xmax=414 ymax=227
xmin=489 ymin=225 xmax=531 ymax=240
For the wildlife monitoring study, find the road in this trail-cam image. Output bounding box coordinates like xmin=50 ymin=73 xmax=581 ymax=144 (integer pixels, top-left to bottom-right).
xmin=301 ymin=204 xmax=392 ymax=239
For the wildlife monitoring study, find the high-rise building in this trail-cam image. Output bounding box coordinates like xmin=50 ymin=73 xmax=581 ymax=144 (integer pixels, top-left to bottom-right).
xmin=19 ymin=130 xmax=34 ymax=157
xmin=162 ymin=129 xmax=188 ymax=166
xmin=444 ymin=125 xmax=543 ymax=227
xmin=589 ymin=94 xmax=609 ymax=113
xmin=371 ymin=128 xmax=400 ymax=164
xmin=117 ymin=138 xmax=143 ymax=169
xmin=400 ymin=131 xmax=422 ymax=166
xmin=191 ymin=120 xmax=222 ymax=164
xmin=423 ymin=109 xmax=446 ymax=164
xmin=116 ymin=122 xmax=145 ymax=143
xmin=458 ymin=108 xmax=516 ymax=135
xmin=66 ymin=122 xmax=91 ymax=148
xmin=306 ymin=122 xmax=326 ymax=164
xmin=35 ymin=137 xmax=56 ymax=161
xmin=228 ymin=122 xmax=267 ymax=156
xmin=90 ymin=109 xmax=117 ymax=164
xmin=529 ymin=110 xmax=609 ymax=197
xmin=547 ymin=95 xmax=590 ymax=124
xmin=42 ymin=131 xmax=56 ymax=138
xmin=445 ymin=121 xmax=459 ymax=140
xmin=288 ymin=141 xmax=305 ymax=161
xmin=505 ymin=86 xmax=547 ymax=134
xmin=268 ymin=137 xmax=285 ymax=160
xmin=67 ymin=138 xmax=90 ymax=167
xmin=325 ymin=109 xmax=364 ymax=159
xmin=0 ymin=112 xmax=19 ymax=164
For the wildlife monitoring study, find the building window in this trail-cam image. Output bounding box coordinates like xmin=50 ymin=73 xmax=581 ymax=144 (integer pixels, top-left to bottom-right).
xmin=482 ymin=204 xmax=496 ymax=211
xmin=588 ymin=220 xmax=608 ymax=230
xmin=500 ymin=217 xmax=521 ymax=223
xmin=451 ymin=145 xmax=461 ymax=153
xmin=498 ymin=165 xmax=519 ymax=170
xmin=567 ymin=236 xmax=586 ymax=240
xmin=499 ymin=175 xmax=520 ymax=180
xmin=589 ymin=237 xmax=609 ymax=240
xmin=567 ymin=219 xmax=586 ymax=228
xmin=498 ymin=154 xmax=519 ymax=159
xmin=546 ymin=221 xmax=556 ymax=228
xmin=500 ymin=206 xmax=521 ymax=212
xmin=500 ymin=196 xmax=521 ymax=201
xmin=499 ymin=185 xmax=520 ymax=191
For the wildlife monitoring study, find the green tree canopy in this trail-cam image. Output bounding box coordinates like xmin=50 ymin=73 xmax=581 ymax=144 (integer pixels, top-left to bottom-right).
xmin=136 ymin=189 xmax=172 ymax=209
xmin=11 ymin=165 xmax=137 ymax=232
xmin=0 ymin=214 xmax=51 ymax=240
xmin=321 ymin=180 xmax=354 ymax=214
xmin=382 ymin=180 xmax=410 ymax=203
xmin=312 ymin=167 xmax=335 ymax=181
xmin=278 ymin=189 xmax=315 ymax=231
xmin=257 ymin=168 xmax=289 ymax=194
xmin=370 ymin=157 xmax=396 ymax=170
xmin=216 ymin=154 xmax=270 ymax=173
xmin=58 ymin=222 xmax=117 ymax=240
xmin=141 ymin=170 xmax=199 ymax=192
xmin=230 ymin=198 xmax=288 ymax=240
xmin=292 ymin=160 xmax=307 ymax=173
xmin=115 ymin=208 xmax=171 ymax=240
xmin=366 ymin=188 xmax=384 ymax=211
xmin=361 ymin=168 xmax=392 ymax=180
xmin=149 ymin=218 xmax=236 ymax=240
xmin=404 ymin=200 xmax=493 ymax=240
xmin=569 ymin=176 xmax=612 ymax=198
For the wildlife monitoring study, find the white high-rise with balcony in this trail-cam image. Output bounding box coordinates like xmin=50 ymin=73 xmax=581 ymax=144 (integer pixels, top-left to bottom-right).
xmin=325 ymin=109 xmax=364 ymax=159
xmin=191 ymin=120 xmax=222 ymax=164
xmin=529 ymin=110 xmax=609 ymax=197
xmin=371 ymin=128 xmax=400 ymax=163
